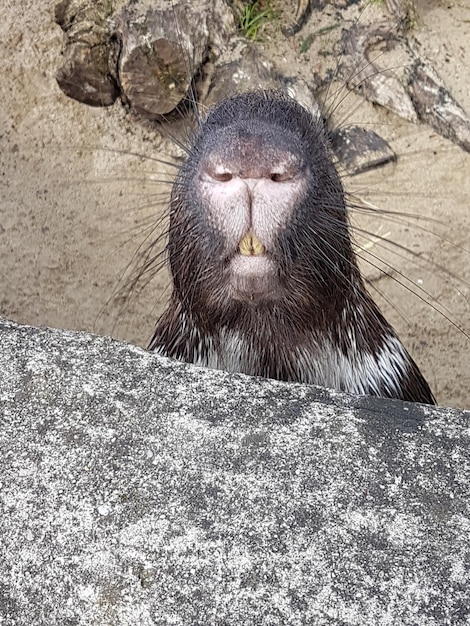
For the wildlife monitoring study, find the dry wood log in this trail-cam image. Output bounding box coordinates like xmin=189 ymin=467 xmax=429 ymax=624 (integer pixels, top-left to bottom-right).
xmin=114 ymin=0 xmax=235 ymax=119
xmin=54 ymin=0 xmax=470 ymax=155
xmin=55 ymin=0 xmax=119 ymax=107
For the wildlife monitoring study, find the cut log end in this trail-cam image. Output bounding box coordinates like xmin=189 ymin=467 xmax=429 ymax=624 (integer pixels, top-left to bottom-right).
xmin=119 ymin=38 xmax=193 ymax=117
xmin=56 ymin=44 xmax=119 ymax=107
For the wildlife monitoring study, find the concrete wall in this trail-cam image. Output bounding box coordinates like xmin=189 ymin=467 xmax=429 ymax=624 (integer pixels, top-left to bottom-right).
xmin=0 ymin=318 xmax=469 ymax=625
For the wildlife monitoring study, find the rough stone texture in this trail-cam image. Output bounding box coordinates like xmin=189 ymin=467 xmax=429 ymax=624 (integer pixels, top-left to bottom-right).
xmin=0 ymin=317 xmax=469 ymax=625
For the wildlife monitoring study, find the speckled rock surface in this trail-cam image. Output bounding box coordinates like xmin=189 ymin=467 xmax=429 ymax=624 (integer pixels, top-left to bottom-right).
xmin=0 ymin=318 xmax=469 ymax=625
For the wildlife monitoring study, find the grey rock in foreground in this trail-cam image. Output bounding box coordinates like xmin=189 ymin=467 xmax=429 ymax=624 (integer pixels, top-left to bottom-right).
xmin=0 ymin=318 xmax=469 ymax=626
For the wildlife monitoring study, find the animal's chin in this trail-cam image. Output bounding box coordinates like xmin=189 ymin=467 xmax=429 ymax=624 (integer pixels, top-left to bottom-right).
xmin=229 ymin=254 xmax=280 ymax=302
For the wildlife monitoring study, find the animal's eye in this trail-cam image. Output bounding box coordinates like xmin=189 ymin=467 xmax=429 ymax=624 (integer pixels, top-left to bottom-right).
xmin=270 ymin=172 xmax=290 ymax=182
xmin=214 ymin=172 xmax=233 ymax=182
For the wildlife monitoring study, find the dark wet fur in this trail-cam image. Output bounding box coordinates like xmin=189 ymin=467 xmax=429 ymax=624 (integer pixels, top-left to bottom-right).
xmin=148 ymin=91 xmax=436 ymax=404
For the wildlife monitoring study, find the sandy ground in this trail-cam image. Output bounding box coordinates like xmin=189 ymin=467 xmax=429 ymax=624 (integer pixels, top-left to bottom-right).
xmin=1 ymin=0 xmax=469 ymax=408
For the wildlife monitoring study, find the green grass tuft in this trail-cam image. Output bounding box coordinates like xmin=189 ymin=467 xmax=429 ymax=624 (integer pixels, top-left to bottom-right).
xmin=237 ymin=1 xmax=276 ymax=41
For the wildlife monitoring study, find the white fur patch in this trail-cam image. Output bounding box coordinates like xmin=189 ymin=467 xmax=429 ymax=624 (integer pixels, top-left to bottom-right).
xmin=294 ymin=334 xmax=410 ymax=397
xmin=188 ymin=324 xmax=410 ymax=398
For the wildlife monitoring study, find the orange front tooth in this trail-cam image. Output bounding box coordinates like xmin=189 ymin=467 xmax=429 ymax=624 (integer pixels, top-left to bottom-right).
xmin=239 ymin=231 xmax=265 ymax=256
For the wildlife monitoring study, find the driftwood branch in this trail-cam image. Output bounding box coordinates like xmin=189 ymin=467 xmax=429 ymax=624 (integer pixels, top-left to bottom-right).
xmin=338 ymin=21 xmax=470 ymax=152
xmin=407 ymin=56 xmax=470 ymax=152
xmin=339 ymin=23 xmax=418 ymax=123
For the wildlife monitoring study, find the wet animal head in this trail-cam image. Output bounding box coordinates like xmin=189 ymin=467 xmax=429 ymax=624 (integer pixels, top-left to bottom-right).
xmin=168 ymin=91 xmax=359 ymax=325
